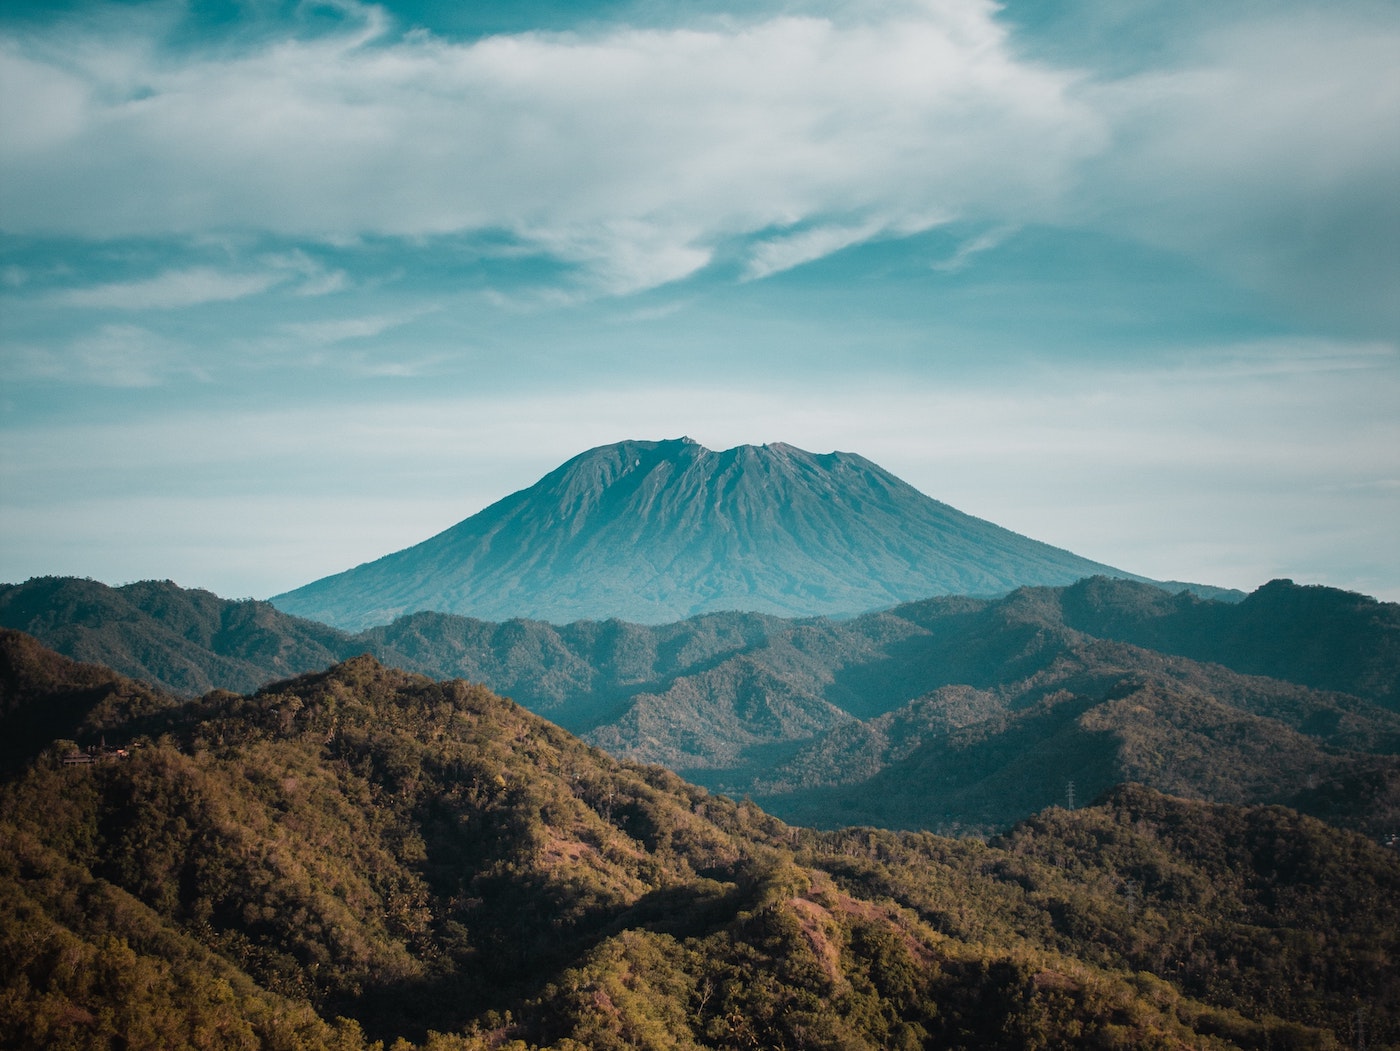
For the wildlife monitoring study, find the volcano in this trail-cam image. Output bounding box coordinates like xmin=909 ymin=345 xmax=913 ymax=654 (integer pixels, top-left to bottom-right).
xmin=271 ymin=437 xmax=1145 ymax=629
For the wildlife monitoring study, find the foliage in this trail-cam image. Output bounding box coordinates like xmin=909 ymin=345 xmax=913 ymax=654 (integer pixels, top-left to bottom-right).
xmin=2 ymin=637 xmax=1397 ymax=1049
xmin=6 ymin=577 xmax=1399 ymax=841
xmin=0 ymin=577 xmax=353 ymax=696
xmin=0 ymin=629 xmax=177 ymax=774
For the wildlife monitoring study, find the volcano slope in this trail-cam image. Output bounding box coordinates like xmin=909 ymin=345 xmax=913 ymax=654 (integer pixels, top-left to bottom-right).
xmin=2 ymin=633 xmax=1397 ymax=1050
xmin=270 ymin=437 xmax=1149 ymax=629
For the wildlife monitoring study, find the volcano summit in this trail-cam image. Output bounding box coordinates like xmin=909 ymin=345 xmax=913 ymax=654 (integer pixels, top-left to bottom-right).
xmin=272 ymin=438 xmax=1144 ymax=629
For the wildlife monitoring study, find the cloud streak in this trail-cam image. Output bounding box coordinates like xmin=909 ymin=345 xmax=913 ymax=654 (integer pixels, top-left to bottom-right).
xmin=4 ymin=323 xmax=202 ymax=387
xmin=52 ymin=267 xmax=281 ymax=309
xmin=280 ymin=311 xmax=424 ymax=346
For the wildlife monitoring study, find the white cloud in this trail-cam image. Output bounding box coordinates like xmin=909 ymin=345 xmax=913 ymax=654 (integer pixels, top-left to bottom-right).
xmin=37 ymin=253 xmax=349 ymax=311
xmin=931 ymin=225 xmax=1015 ymax=272
xmin=292 ymin=270 xmax=350 ymax=296
xmin=745 ymin=217 xmax=903 ymax=280
xmin=0 ymin=0 xmax=1102 ymax=294
xmin=349 ymin=354 xmax=449 ymax=378
xmin=0 ymin=0 xmax=1394 ymax=319
xmin=1074 ymin=8 xmax=1400 ymax=332
xmin=262 ymin=250 xmax=350 ymax=296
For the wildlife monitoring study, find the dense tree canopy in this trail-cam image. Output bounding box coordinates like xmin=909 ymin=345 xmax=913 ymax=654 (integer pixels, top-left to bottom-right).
xmin=2 ymin=638 xmax=1396 ymax=1049
xmin=4 ymin=576 xmax=1399 ymax=840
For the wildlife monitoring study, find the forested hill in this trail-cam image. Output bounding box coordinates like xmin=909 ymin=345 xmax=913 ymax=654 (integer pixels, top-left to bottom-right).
xmin=5 ymin=575 xmax=1392 ymax=710
xmin=0 ymin=575 xmax=352 ymax=695
xmin=0 ymin=629 xmax=177 ymax=776
xmin=2 ymin=636 xmax=1397 ymax=1049
xmin=4 ymin=575 xmax=1398 ymax=837
xmin=1048 ymin=575 xmax=1400 ymax=708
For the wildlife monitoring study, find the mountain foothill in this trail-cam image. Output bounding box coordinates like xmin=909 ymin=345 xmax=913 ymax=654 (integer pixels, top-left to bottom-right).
xmin=3 ymin=633 xmax=1397 ymax=1049
xmin=4 ymin=571 xmax=1398 ymax=840
xmin=2 ymin=437 xmax=1397 ymax=1049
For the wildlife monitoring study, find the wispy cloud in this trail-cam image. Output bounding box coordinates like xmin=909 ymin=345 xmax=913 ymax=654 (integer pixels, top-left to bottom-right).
xmin=4 ymin=324 xmax=202 ymax=387
xmin=745 ymin=217 xmax=906 ymax=280
xmin=932 ymin=225 xmax=1016 ymax=273
xmin=349 ymin=354 xmax=449 ymax=379
xmin=292 ymin=270 xmax=349 ymax=297
xmin=36 ymin=251 xmax=351 ymax=310
xmin=280 ymin=311 xmax=422 ymax=346
xmin=52 ymin=267 xmax=281 ymax=310
xmin=262 ymin=250 xmax=349 ymax=296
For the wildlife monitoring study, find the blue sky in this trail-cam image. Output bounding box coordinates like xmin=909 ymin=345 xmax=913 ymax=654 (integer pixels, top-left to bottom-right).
xmin=2 ymin=0 xmax=1397 ymax=604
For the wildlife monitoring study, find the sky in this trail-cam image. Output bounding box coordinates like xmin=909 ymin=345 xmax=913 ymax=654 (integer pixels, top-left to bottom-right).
xmin=1 ymin=0 xmax=1398 ymax=605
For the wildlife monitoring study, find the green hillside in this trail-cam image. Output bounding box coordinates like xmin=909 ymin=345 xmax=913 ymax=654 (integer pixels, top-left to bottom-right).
xmin=2 ymin=636 xmax=1397 ymax=1049
xmin=0 ymin=576 xmax=353 ymax=695
xmin=744 ymin=633 xmax=1400 ymax=837
xmin=4 ymin=576 xmax=1398 ymax=839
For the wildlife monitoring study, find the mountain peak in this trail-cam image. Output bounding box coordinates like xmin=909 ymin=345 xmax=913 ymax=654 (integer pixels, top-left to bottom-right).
xmin=272 ymin=439 xmax=1144 ymax=629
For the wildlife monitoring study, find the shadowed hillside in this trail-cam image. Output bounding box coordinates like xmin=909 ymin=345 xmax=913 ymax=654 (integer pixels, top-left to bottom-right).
xmin=5 ymin=575 xmax=1398 ymax=838
xmin=749 ymin=637 xmax=1400 ymax=838
xmin=0 ymin=629 xmax=179 ymax=775
xmin=0 ymin=576 xmax=354 ymax=695
xmin=1052 ymin=576 xmax=1400 ymax=708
